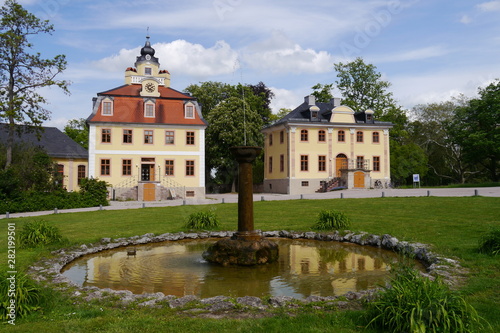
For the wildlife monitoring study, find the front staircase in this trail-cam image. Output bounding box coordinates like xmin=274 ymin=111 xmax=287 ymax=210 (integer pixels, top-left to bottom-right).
xmin=316 ymin=177 xmax=346 ymax=192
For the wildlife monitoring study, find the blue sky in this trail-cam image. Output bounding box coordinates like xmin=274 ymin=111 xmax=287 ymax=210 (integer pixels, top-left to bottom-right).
xmin=15 ymin=0 xmax=500 ymax=128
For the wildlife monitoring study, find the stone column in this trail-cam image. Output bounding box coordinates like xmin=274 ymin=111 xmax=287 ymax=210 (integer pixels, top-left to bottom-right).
xmin=230 ymin=146 xmax=262 ymax=241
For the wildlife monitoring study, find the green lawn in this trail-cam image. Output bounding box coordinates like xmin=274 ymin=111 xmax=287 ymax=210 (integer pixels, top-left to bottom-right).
xmin=1 ymin=196 xmax=499 ymax=332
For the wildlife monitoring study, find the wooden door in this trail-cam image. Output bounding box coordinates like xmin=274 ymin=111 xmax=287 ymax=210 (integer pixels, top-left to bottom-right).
xmin=354 ymin=171 xmax=365 ymax=188
xmin=143 ymin=183 xmax=156 ymax=201
xmin=335 ymin=154 xmax=347 ymax=177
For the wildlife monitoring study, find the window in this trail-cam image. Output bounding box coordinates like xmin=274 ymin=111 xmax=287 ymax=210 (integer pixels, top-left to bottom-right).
xmin=101 ymin=159 xmax=110 ymax=176
xmin=145 ymin=67 xmax=152 ymax=75
xmin=301 ymin=181 xmax=309 ymax=187
xmin=186 ymin=160 xmax=195 ymax=176
xmin=280 ymin=154 xmax=284 ymax=172
xmin=77 ymin=165 xmax=86 ymax=185
xmin=145 ymin=103 xmax=154 ymax=117
xmin=186 ymin=191 xmax=195 ymax=197
xmin=367 ymin=114 xmax=373 ymax=122
xmin=268 ymin=156 xmax=273 ymax=173
xmin=318 ymin=155 xmax=326 ymax=172
xmin=122 ymin=159 xmax=132 ymax=176
xmin=269 ymin=133 xmax=273 ymax=146
xmin=356 ymin=156 xmax=364 ymax=169
xmin=102 ymin=101 xmax=112 ymax=115
xmin=185 ymin=105 xmax=194 ymax=118
xmin=373 ymin=156 xmax=380 ymax=171
xmin=101 ymin=128 xmax=111 ymax=143
xmin=356 ymin=131 xmax=364 ymax=143
xmin=57 ymin=164 xmax=64 ymax=187
xmin=338 ymin=130 xmax=345 ymax=142
xmin=318 ymin=130 xmax=326 ymax=142
xmin=372 ymin=132 xmax=380 ymax=143
xmin=165 ymin=160 xmax=174 ymax=176
xmin=186 ymin=131 xmax=195 ymax=145
xmin=300 ymin=129 xmax=308 ymax=142
xmin=123 ymin=129 xmax=132 ymax=143
xmin=300 ymin=155 xmax=309 ymax=171
xmin=165 ymin=131 xmax=175 ymax=144
xmin=144 ymin=130 xmax=153 ymax=144
xmin=280 ymin=130 xmax=284 ymax=144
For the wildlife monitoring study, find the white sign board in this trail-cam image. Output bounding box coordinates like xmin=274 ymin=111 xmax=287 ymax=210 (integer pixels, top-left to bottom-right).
xmin=413 ymin=174 xmax=420 ymax=182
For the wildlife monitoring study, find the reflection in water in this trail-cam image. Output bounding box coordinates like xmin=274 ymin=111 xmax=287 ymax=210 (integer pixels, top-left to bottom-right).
xmin=61 ymin=238 xmax=424 ymax=299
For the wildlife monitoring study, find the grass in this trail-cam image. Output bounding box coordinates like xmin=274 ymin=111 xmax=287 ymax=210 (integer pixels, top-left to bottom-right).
xmin=0 ymin=196 xmax=499 ymax=332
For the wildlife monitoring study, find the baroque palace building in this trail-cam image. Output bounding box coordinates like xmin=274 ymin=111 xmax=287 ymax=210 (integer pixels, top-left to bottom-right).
xmin=262 ymin=95 xmax=393 ymax=194
xmin=87 ymin=36 xmax=207 ymax=200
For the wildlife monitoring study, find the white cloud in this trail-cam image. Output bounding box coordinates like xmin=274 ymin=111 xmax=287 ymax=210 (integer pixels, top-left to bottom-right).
xmin=92 ymin=40 xmax=239 ymax=78
xmin=372 ymin=45 xmax=450 ymax=63
xmin=460 ymin=15 xmax=472 ymax=24
xmin=242 ymin=32 xmax=334 ymax=74
xmin=270 ymin=87 xmax=304 ymax=113
xmin=477 ymin=1 xmax=500 ymax=11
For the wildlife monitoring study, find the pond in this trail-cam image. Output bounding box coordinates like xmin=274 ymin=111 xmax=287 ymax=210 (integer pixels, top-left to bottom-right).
xmin=62 ymin=238 xmax=424 ymax=300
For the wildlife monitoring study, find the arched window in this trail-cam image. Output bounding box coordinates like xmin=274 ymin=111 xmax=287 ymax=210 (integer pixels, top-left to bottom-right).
xmin=300 ymin=129 xmax=308 ymax=141
xmin=318 ymin=130 xmax=326 ymax=142
xmin=356 ymin=131 xmax=364 ymax=142
xmin=338 ymin=130 xmax=345 ymax=142
xmin=101 ymin=98 xmax=113 ymax=116
xmin=372 ymin=132 xmax=380 ymax=143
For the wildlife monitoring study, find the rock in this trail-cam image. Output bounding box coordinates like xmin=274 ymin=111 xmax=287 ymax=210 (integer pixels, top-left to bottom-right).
xmin=268 ymin=296 xmax=294 ymax=307
xmin=169 ymin=295 xmax=198 ymax=308
xmin=236 ymin=296 xmax=266 ymax=309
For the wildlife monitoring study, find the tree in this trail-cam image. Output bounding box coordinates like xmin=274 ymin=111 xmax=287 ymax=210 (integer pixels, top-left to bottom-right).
xmin=409 ymin=100 xmax=469 ymax=184
xmin=248 ymin=81 xmax=274 ymax=125
xmin=334 ymin=57 xmax=396 ymax=115
xmin=311 ymin=83 xmax=334 ymax=103
xmin=205 ymin=97 xmax=264 ymax=190
xmin=450 ymin=80 xmax=500 ymax=182
xmin=269 ymin=108 xmax=292 ymax=123
xmin=0 ymin=0 xmax=69 ymax=169
xmin=64 ymin=118 xmax=89 ymax=150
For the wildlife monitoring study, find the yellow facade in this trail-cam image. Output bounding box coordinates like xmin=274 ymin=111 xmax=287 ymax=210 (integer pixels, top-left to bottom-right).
xmin=263 ymin=97 xmax=392 ymax=194
xmin=54 ymin=157 xmax=88 ymax=192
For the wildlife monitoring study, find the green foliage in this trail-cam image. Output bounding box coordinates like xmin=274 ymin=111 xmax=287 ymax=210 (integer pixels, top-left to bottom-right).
xmin=79 ymin=177 xmax=109 ymax=207
xmin=311 ymin=83 xmax=334 ymax=103
xmin=478 ymin=228 xmax=500 ymax=256
xmin=0 ymin=0 xmax=69 ymax=167
xmin=185 ymin=209 xmax=220 ymax=230
xmin=366 ymin=265 xmax=484 ymax=333
xmin=450 ymin=80 xmax=500 ymax=182
xmin=334 ymin=57 xmax=397 ymax=115
xmin=63 ymin=118 xmax=89 ymax=149
xmin=312 ymin=209 xmax=351 ymax=230
xmin=0 ymin=272 xmax=42 ymax=319
xmin=19 ymin=219 xmax=64 ymax=248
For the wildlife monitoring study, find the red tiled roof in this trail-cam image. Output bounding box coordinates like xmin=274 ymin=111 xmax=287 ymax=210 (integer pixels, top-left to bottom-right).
xmin=88 ymin=85 xmax=206 ymax=126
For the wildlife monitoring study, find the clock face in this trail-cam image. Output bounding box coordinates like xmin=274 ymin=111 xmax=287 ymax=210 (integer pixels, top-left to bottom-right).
xmin=145 ymin=82 xmax=155 ymax=93
xmin=145 ymin=54 xmax=151 ymax=60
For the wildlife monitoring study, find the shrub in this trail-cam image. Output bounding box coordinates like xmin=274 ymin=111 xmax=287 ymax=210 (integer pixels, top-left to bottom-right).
xmin=19 ymin=219 xmax=64 ymax=248
xmin=0 ymin=272 xmax=42 ymax=319
xmin=478 ymin=228 xmax=500 ymax=256
xmin=185 ymin=209 xmax=220 ymax=230
xmin=312 ymin=209 xmax=351 ymax=230
xmin=366 ymin=265 xmax=484 ymax=332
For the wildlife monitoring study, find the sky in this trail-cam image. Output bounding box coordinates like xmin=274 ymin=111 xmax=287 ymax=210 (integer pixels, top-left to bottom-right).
xmin=12 ymin=0 xmax=500 ymax=129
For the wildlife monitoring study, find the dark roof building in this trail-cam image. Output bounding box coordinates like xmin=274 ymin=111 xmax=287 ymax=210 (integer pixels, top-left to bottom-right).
xmin=0 ymin=123 xmax=88 ymax=159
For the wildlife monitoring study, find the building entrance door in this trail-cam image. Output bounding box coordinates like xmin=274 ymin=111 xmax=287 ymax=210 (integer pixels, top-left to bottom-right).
xmin=141 ymin=164 xmax=155 ymax=181
xmin=335 ymin=154 xmax=348 ymax=177
xmin=143 ymin=183 xmax=156 ymax=201
xmin=354 ymin=171 xmax=365 ymax=188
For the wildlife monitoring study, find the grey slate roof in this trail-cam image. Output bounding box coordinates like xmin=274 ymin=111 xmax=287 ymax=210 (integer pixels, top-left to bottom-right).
xmin=0 ymin=123 xmax=88 ymax=159
xmin=268 ymin=99 xmax=393 ymax=128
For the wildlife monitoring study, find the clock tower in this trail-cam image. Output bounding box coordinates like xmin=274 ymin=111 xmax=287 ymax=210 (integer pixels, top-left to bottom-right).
xmin=124 ymin=35 xmax=171 ymax=96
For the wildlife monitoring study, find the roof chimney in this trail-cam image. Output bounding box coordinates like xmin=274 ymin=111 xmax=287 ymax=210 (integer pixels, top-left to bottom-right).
xmin=304 ymin=95 xmax=316 ymax=106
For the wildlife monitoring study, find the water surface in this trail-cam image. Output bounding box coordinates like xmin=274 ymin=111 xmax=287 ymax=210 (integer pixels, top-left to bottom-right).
xmin=62 ymin=238 xmax=423 ymax=299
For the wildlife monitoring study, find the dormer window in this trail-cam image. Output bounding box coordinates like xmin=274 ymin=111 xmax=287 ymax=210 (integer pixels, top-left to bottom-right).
xmin=101 ymin=99 xmax=113 ymax=116
xmin=144 ymin=100 xmax=155 ymax=117
xmin=185 ymin=104 xmax=195 ymax=119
